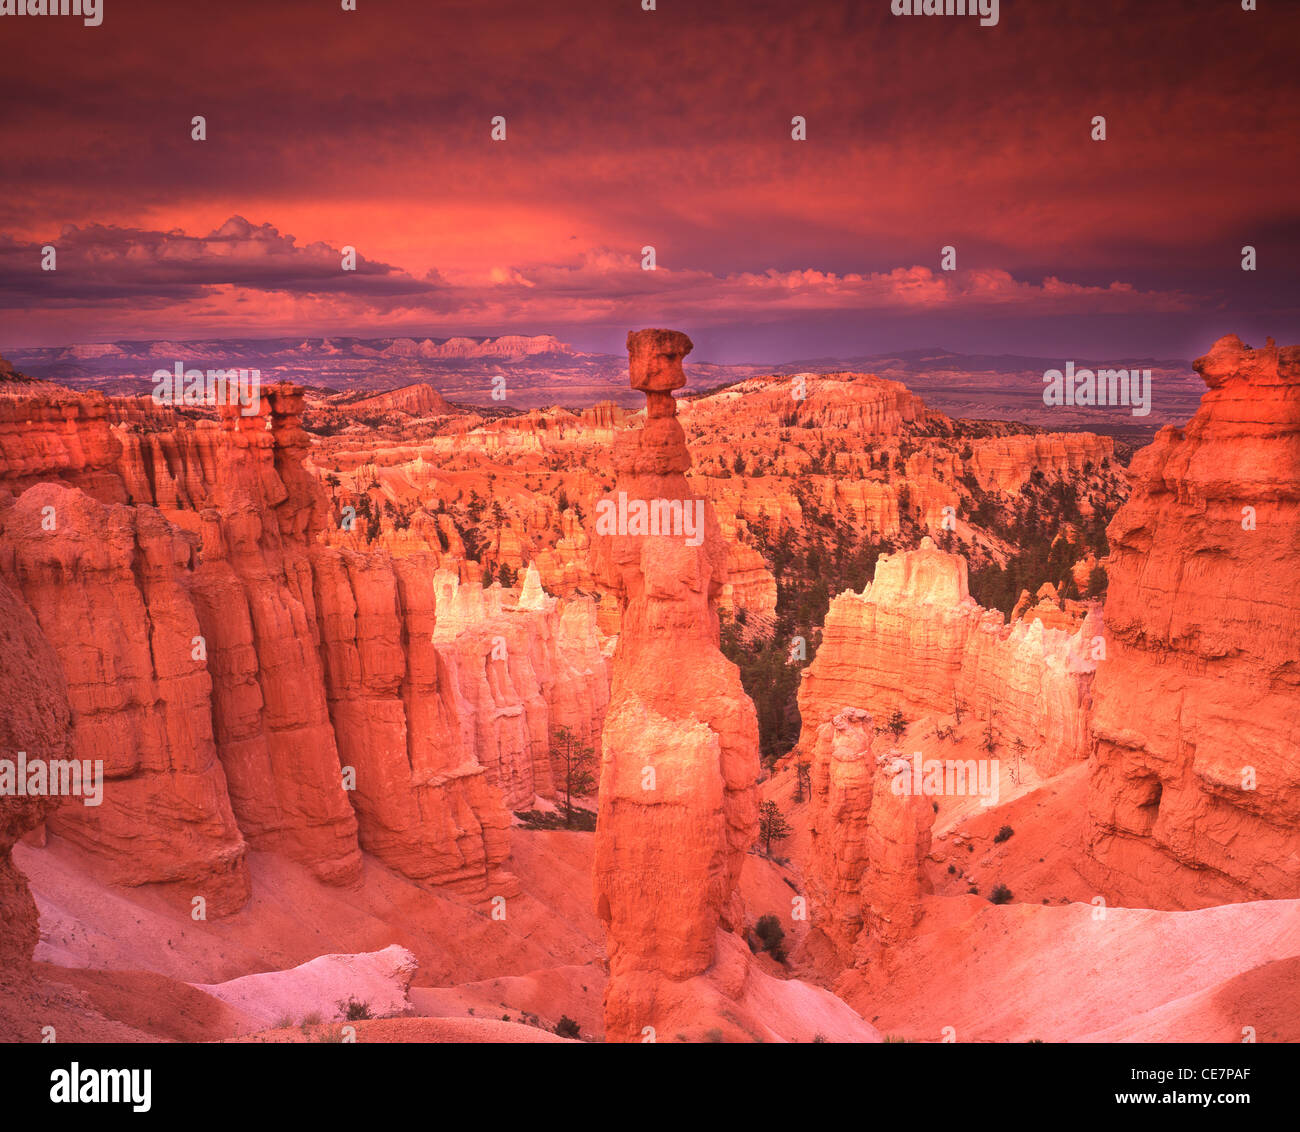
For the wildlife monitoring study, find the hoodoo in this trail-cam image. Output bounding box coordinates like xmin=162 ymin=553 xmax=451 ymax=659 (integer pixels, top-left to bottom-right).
xmin=591 ymin=330 xmax=760 ymax=1042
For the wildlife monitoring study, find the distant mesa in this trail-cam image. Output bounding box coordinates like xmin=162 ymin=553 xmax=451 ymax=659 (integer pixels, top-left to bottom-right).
xmin=338 ymin=383 xmax=455 ymax=417
xmin=379 ymin=334 xmax=572 ymax=361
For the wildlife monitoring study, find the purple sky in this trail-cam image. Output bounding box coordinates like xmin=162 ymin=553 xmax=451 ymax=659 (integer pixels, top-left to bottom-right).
xmin=1 ymin=0 xmax=1297 ymax=362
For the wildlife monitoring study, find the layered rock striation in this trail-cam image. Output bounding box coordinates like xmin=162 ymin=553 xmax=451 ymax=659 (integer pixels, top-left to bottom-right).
xmin=0 ymin=483 xmax=253 ymax=912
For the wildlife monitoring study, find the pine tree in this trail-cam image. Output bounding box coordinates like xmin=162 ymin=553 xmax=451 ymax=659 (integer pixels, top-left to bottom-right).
xmin=758 ymin=800 xmax=793 ymax=856
xmin=551 ymin=726 xmax=597 ymax=829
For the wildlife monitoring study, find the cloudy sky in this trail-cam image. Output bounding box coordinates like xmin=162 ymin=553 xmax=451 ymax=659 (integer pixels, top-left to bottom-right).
xmin=1 ymin=0 xmax=1296 ymax=362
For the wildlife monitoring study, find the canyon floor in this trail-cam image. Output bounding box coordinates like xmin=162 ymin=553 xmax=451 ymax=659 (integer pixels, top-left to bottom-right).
xmin=6 ymin=753 xmax=1295 ymax=1044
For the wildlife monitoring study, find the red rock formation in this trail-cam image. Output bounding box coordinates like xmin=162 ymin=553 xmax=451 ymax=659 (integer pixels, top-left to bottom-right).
xmin=0 ymin=390 xmax=126 ymax=504
xmin=682 ymin=371 xmax=947 ymax=437
xmin=580 ymin=400 xmax=628 ymax=435
xmin=430 ymin=565 xmax=610 ymax=810
xmin=804 ymin=708 xmax=877 ymax=959
xmin=804 ymin=708 xmax=933 ymax=966
xmin=1011 ymin=581 xmax=1091 ymax=633
xmin=172 ymin=391 xmax=361 ymax=887
xmin=532 ymin=507 xmax=596 ymax=596
xmin=310 ymin=549 xmax=511 ymax=889
xmin=797 ymin=538 xmax=1098 ymax=777
xmin=1086 ymin=335 xmax=1300 ymax=907
xmin=713 ymin=514 xmax=778 ymax=623
xmin=968 ymin=432 xmax=1115 ymax=494
xmin=0 ymin=578 xmax=72 ymax=972
xmin=860 ymin=749 xmax=935 ymax=951
xmin=0 ymin=483 xmax=252 ymax=914
xmin=343 ymin=383 xmax=453 ymax=417
xmin=592 ymin=329 xmax=760 ymax=1042
xmin=0 ymin=377 xmax=621 ymax=916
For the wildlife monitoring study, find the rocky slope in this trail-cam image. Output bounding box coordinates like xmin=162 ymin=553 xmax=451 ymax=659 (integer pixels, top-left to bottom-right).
xmin=1085 ymin=335 xmax=1300 ymax=908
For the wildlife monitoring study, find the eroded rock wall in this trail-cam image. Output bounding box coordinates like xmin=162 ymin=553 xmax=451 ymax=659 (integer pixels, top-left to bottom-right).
xmin=1085 ymin=335 xmax=1300 ymax=907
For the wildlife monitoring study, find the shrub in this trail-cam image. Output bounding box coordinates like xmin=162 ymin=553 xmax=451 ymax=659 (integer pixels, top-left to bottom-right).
xmin=989 ymin=884 xmax=1014 ymax=905
xmin=994 ymin=825 xmax=1014 ymax=844
xmin=338 ymin=996 xmax=373 ymax=1021
xmin=886 ymin=708 xmax=908 ymax=742
xmin=555 ymin=1015 xmax=581 ymax=1040
xmin=755 ymin=914 xmax=785 ymax=955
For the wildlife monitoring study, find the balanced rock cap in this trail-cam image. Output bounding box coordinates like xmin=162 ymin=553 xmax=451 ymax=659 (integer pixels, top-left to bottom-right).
xmin=627 ymin=328 xmax=694 ymax=393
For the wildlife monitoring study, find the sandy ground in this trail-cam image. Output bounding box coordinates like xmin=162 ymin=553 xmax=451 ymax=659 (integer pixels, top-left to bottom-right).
xmin=5 ymin=751 xmax=1298 ymax=1043
xmin=237 ymin=1017 xmax=574 ymax=1043
xmin=4 ymin=826 xmax=604 ymax=1043
xmin=838 ymin=895 xmax=1300 ymax=1043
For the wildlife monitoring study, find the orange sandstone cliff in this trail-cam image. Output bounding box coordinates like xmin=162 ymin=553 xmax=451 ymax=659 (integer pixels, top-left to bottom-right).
xmin=797 ymin=538 xmax=1099 ymax=777
xmin=804 ymin=707 xmax=934 ymax=966
xmin=1085 ymin=335 xmax=1300 ymax=908
xmin=0 ymin=579 xmax=74 ymax=976
xmin=0 ymin=379 xmax=611 ymax=912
